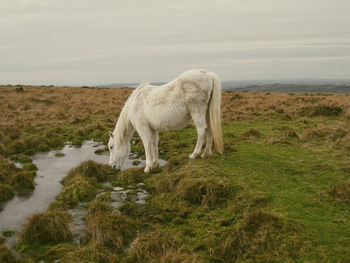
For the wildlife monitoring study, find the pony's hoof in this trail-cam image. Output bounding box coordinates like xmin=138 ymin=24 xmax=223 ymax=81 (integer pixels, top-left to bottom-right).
xmin=188 ymin=153 xmax=197 ymax=159
xmin=144 ymin=166 xmax=151 ymax=173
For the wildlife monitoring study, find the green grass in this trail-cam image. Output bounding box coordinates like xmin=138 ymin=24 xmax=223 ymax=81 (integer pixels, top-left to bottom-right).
xmin=133 ymin=117 xmax=350 ymax=262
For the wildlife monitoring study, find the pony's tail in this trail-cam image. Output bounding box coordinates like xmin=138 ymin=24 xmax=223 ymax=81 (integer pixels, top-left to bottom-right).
xmin=208 ymin=72 xmax=224 ymax=154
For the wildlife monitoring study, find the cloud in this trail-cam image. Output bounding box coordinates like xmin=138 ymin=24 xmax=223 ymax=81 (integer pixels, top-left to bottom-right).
xmin=1 ymin=0 xmax=349 ymax=84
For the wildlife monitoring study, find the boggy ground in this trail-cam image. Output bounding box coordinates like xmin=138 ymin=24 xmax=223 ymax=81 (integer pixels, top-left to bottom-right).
xmin=0 ymin=85 xmax=350 ymax=262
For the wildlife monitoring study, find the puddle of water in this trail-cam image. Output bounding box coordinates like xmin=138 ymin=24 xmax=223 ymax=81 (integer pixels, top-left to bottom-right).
xmin=0 ymin=140 xmax=166 ymax=247
xmin=69 ymin=186 xmax=149 ymax=243
xmin=68 ymin=202 xmax=87 ymax=243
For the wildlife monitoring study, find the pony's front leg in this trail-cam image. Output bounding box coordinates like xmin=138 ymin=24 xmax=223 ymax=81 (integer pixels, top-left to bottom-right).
xmin=141 ymin=140 xmax=153 ymax=173
xmin=137 ymin=126 xmax=155 ymax=173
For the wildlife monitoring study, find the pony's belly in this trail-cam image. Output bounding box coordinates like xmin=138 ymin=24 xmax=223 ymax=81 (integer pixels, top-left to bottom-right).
xmin=148 ymin=107 xmax=190 ymax=131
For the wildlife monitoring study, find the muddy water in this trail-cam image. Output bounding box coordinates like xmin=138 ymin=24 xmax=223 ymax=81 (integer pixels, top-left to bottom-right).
xmin=0 ymin=141 xmax=162 ymax=247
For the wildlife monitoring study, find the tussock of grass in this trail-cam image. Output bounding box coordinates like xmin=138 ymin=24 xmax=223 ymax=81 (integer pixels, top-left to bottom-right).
xmin=127 ymin=229 xmax=197 ymax=263
xmin=48 ymin=200 xmax=67 ymax=210
xmin=163 ymin=154 xmax=189 ymax=173
xmin=0 ymin=156 xmax=19 ymax=182
xmin=328 ymin=181 xmax=350 ymax=204
xmin=0 ymin=183 xmax=15 ymax=201
xmin=9 ymin=171 xmax=35 ymax=190
xmin=18 ymin=208 xmax=73 ymax=245
xmin=151 ymin=162 xmax=239 ymax=207
xmin=343 ymin=107 xmax=350 ymax=120
xmin=335 ymin=133 xmax=350 ymax=151
xmin=43 ymin=243 xmax=78 ymax=262
xmin=132 ymin=159 xmax=141 ymax=165
xmin=0 ymin=132 xmax=9 ymax=155
xmin=0 ymin=242 xmax=19 ymax=263
xmin=0 ymin=156 xmax=37 ymax=200
xmin=60 ymin=244 xmax=114 ymax=263
xmin=2 ymin=230 xmax=16 ymax=237
xmin=151 ymin=171 xmax=183 ymax=194
xmin=301 ymin=125 xmax=347 ymax=142
xmin=212 ymin=210 xmax=303 ymax=262
xmin=17 ymin=156 xmax=32 ymax=164
xmin=7 ymin=140 xmax=27 ymax=154
xmin=96 ymin=191 xmax=112 ymax=202
xmin=85 ymin=199 xmax=113 ymax=222
xmin=61 ymin=160 xmax=115 ymax=186
xmin=266 ymin=127 xmax=300 ymax=144
xmin=176 ymin=176 xmax=239 ymax=207
xmin=242 ymin=128 xmax=263 ymax=138
xmin=86 ymin=210 xmax=136 ymax=252
xmin=22 ymin=163 xmax=37 ymax=171
xmin=114 ymin=167 xmax=144 ymax=186
xmin=9 ymin=135 xmax=60 ymax=154
xmin=299 ymin=105 xmax=342 ymax=117
xmin=94 ymin=148 xmax=105 ymax=154
xmin=57 ymin=175 xmax=96 ymax=207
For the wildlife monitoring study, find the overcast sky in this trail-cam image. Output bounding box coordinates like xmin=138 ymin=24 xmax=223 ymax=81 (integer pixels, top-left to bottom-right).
xmin=1 ymin=0 xmax=349 ymax=85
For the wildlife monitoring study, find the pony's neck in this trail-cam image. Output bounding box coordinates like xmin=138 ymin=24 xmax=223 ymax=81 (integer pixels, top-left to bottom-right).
xmin=113 ymin=103 xmax=134 ymax=147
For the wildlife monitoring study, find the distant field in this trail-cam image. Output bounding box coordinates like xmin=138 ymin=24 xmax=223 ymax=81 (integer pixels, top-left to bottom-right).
xmin=0 ymin=85 xmax=350 ymax=262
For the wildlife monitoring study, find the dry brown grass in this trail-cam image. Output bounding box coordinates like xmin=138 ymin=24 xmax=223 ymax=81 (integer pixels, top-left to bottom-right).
xmin=328 ymin=181 xmax=350 ymax=204
xmin=335 ymin=133 xmax=350 ymax=151
xmin=301 ymin=124 xmax=348 ymax=142
xmin=18 ymin=208 xmax=73 ymax=245
xmin=127 ymin=228 xmax=198 ymax=263
xmin=266 ymin=127 xmax=300 ymax=144
xmin=0 ymin=240 xmax=19 ymax=263
xmin=242 ymin=128 xmax=263 ymax=138
xmin=221 ymin=91 xmax=350 ymax=121
xmin=43 ymin=243 xmax=78 ymax=262
xmin=1 ymin=86 xmax=350 ymax=136
xmin=60 ymin=243 xmax=115 ymax=263
xmin=85 ymin=199 xmax=113 ymax=222
xmin=0 ymin=85 xmax=131 ymax=130
xmin=85 ymin=199 xmax=137 ymax=253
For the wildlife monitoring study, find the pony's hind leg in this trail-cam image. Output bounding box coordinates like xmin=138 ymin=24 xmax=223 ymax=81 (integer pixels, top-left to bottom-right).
xmin=201 ymin=117 xmax=212 ymax=158
xmin=189 ymin=110 xmax=207 ymax=159
xmin=151 ymin=130 xmax=160 ymax=168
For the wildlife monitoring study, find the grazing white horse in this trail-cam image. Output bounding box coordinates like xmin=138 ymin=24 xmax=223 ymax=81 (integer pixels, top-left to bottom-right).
xmin=108 ymin=69 xmax=223 ymax=173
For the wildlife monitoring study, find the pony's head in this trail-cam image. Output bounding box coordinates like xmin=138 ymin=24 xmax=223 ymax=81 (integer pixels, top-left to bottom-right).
xmin=108 ymin=131 xmax=129 ymax=170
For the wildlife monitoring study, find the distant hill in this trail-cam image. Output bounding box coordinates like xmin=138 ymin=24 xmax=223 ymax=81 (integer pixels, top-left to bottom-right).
xmin=95 ymin=79 xmax=350 ymax=93
xmin=222 ymin=79 xmax=350 ymax=93
xmin=224 ymin=84 xmax=350 ymax=93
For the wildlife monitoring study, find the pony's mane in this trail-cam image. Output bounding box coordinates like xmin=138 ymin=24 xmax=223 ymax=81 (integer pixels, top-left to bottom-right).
xmin=113 ymin=98 xmax=133 ymax=147
xmin=113 ymin=82 xmax=149 ymax=147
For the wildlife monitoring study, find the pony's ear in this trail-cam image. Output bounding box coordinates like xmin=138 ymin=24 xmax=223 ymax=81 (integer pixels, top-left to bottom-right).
xmin=109 ymin=131 xmax=113 ymax=138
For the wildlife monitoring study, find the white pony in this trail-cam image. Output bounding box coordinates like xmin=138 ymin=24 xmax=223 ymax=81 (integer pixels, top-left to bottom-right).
xmin=108 ymin=69 xmax=223 ymax=173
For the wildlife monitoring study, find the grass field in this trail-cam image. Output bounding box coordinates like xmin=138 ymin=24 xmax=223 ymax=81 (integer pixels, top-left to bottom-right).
xmin=0 ymin=85 xmax=350 ymax=262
